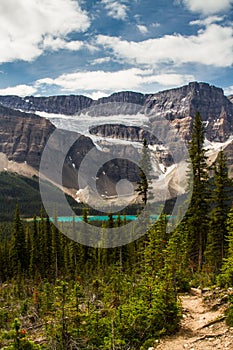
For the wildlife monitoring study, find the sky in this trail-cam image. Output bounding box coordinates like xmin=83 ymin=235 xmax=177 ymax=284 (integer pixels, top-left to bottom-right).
xmin=0 ymin=0 xmax=232 ymax=99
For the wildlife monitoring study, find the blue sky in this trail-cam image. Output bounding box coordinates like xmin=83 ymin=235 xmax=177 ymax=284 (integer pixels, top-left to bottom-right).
xmin=0 ymin=0 xmax=233 ymax=98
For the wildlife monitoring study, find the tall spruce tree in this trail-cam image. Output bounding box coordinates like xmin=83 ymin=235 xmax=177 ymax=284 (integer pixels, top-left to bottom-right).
xmin=217 ymin=207 xmax=233 ymax=287
xmin=11 ymin=205 xmax=27 ymax=273
xmin=144 ymin=213 xmax=168 ymax=279
xmin=205 ymin=151 xmax=231 ymax=274
xmin=186 ymin=112 xmax=209 ymax=272
xmin=136 ymin=139 xmax=153 ymax=205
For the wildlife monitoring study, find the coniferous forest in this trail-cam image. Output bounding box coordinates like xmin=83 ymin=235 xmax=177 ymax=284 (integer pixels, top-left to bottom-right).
xmin=0 ymin=113 xmax=233 ymax=349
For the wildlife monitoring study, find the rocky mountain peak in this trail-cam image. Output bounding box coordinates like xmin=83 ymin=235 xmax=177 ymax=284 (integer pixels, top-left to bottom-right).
xmin=145 ymin=82 xmax=233 ymax=142
xmin=0 ymin=94 xmax=93 ymax=115
xmin=0 ymin=81 xmax=232 ymax=143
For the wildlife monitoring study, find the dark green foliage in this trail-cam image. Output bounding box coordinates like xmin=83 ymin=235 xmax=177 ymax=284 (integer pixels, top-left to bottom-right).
xmin=136 ymin=139 xmax=153 ymax=205
xmin=1 ymin=318 xmax=41 ymax=349
xmin=185 ymin=112 xmax=209 ymax=272
xmin=205 ymin=151 xmax=232 ymax=275
xmin=0 ymin=172 xmax=42 ymax=221
xmin=11 ymin=206 xmax=28 ymax=274
xmin=218 ymin=208 xmax=233 ymax=287
xmin=0 ymin=208 xmax=183 ymax=349
xmin=225 ymin=294 xmax=233 ymax=327
xmin=0 ymin=172 xmax=77 ymax=221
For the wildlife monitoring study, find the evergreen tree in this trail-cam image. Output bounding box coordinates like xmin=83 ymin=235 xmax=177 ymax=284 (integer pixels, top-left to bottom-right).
xmin=205 ymin=151 xmax=231 ymax=274
xmin=11 ymin=205 xmax=27 ymax=274
xmin=144 ymin=213 xmax=168 ymax=279
xmin=186 ymin=112 xmax=209 ymax=272
xmin=164 ymin=223 xmax=190 ymax=293
xmin=218 ymin=207 xmax=233 ymax=287
xmin=51 ymin=219 xmax=60 ymax=280
xmin=29 ymin=216 xmax=39 ymax=278
xmin=136 ymin=139 xmax=153 ymax=205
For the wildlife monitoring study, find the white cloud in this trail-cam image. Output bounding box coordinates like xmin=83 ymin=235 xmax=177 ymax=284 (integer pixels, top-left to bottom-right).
xmin=142 ymin=73 xmax=195 ymax=86
xmin=91 ymin=57 xmax=112 ymax=65
xmin=96 ymin=24 xmax=233 ymax=67
xmin=0 ymin=84 xmax=37 ymax=96
xmin=43 ymin=37 xmax=85 ymax=51
xmin=101 ymin=0 xmax=128 ymax=20
xmin=151 ymin=22 xmax=160 ymax=28
xmin=190 ymin=16 xmax=225 ymax=26
xmin=224 ymin=85 xmax=233 ymax=95
xmin=85 ymin=91 xmax=109 ymax=100
xmin=0 ymin=0 xmax=90 ymax=63
xmin=181 ymin=0 xmax=233 ymax=15
xmin=137 ymin=25 xmax=148 ymax=34
xmin=35 ymin=69 xmax=195 ymax=93
xmin=0 ymin=70 xmax=195 ymax=97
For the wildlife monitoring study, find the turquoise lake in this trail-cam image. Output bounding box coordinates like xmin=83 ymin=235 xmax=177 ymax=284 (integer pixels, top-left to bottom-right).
xmin=26 ymin=215 xmax=175 ymax=222
xmin=51 ymin=215 xmax=173 ymax=222
xmin=54 ymin=215 xmax=138 ymax=222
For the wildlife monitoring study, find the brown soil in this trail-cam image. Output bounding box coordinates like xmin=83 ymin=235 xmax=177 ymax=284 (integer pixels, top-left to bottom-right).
xmin=155 ymin=288 xmax=233 ymax=350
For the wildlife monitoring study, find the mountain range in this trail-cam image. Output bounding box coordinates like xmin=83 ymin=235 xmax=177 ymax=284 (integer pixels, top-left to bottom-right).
xmin=0 ymin=81 xmax=232 ymax=210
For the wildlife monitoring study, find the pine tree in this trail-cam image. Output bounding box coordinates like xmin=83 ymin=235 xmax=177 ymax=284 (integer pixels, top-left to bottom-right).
xmin=217 ymin=207 xmax=233 ymax=287
xmin=136 ymin=139 xmax=153 ymax=205
xmin=144 ymin=213 xmax=168 ymax=279
xmin=205 ymin=151 xmax=231 ymax=274
xmin=164 ymin=223 xmax=190 ymax=293
xmin=11 ymin=205 xmax=27 ymax=274
xmin=51 ymin=219 xmax=60 ymax=280
xmin=29 ymin=216 xmax=39 ymax=277
xmin=186 ymin=112 xmax=209 ymax=272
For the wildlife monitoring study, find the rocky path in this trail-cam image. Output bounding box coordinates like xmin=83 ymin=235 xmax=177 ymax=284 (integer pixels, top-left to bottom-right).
xmin=156 ymin=288 xmax=233 ymax=350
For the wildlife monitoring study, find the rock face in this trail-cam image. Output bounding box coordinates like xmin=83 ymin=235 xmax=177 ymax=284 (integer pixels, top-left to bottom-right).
xmin=1 ymin=82 xmax=232 ymax=143
xmin=146 ymin=82 xmax=232 ymax=120
xmin=89 ymin=124 xmax=159 ymax=144
xmin=0 ymin=91 xmax=146 ymax=116
xmin=0 ymin=105 xmax=55 ymax=169
xmin=88 ymin=83 xmax=233 ymax=142
xmin=145 ymin=82 xmax=233 ymax=142
xmin=0 ymin=95 xmax=93 ymax=115
xmin=0 ymin=105 xmax=97 ymax=190
xmin=223 ymin=142 xmax=233 ymax=177
xmin=0 ymin=105 xmax=141 ymax=195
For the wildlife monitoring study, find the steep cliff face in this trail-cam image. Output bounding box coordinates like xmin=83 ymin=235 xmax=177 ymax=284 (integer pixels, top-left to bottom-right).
xmin=88 ymin=83 xmax=233 ymax=142
xmin=0 ymin=105 xmax=141 ymax=196
xmin=0 ymin=105 xmax=97 ymax=190
xmin=89 ymin=124 xmax=158 ymax=144
xmin=94 ymin=91 xmax=146 ymax=106
xmin=0 ymin=95 xmax=93 ymax=115
xmin=0 ymin=83 xmax=232 ymax=143
xmin=0 ymin=105 xmax=55 ymax=169
xmin=1 ymin=82 xmax=232 ymax=143
xmin=145 ymin=82 xmax=233 ymax=142
xmin=145 ymin=82 xmax=230 ymax=119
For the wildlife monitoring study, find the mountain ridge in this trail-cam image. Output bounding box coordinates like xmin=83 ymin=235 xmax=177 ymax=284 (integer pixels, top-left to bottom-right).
xmin=0 ymin=81 xmax=233 ymax=204
xmin=0 ymin=82 xmax=232 ymax=143
xmin=0 ymin=81 xmax=231 ymax=116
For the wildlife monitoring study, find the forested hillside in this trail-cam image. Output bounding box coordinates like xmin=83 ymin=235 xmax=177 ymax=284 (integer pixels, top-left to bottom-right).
xmin=0 ymin=172 xmax=79 ymax=221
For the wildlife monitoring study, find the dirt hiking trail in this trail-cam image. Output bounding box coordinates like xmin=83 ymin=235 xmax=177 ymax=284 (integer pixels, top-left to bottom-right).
xmin=156 ymin=288 xmax=233 ymax=350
